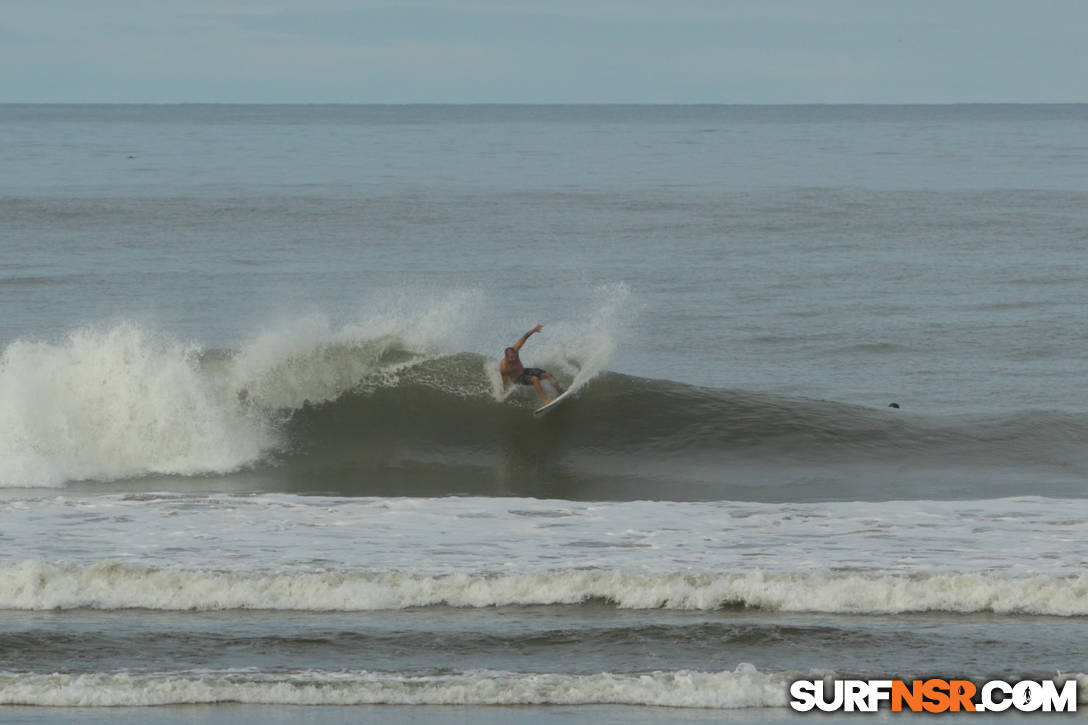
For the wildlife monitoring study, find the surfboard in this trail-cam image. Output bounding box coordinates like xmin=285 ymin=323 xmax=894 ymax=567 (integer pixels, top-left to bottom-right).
xmin=533 ymin=388 xmax=573 ymax=417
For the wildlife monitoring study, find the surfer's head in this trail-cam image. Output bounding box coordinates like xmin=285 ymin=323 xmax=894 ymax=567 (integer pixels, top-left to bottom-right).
xmin=504 ymin=347 xmax=519 ymax=360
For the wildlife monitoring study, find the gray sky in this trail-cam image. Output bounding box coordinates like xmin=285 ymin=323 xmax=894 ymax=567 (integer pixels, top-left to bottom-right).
xmin=2 ymin=0 xmax=1086 ymax=103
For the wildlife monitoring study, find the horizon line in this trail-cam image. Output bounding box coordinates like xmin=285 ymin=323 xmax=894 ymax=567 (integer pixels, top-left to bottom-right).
xmin=2 ymin=101 xmax=1086 ymax=107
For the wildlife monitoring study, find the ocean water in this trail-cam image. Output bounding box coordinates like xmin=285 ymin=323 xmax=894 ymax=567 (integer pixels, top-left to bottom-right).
xmin=1 ymin=104 xmax=1087 ymax=723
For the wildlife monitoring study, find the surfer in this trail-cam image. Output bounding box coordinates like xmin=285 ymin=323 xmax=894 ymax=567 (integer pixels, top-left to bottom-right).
xmin=501 ymin=324 xmax=565 ymax=404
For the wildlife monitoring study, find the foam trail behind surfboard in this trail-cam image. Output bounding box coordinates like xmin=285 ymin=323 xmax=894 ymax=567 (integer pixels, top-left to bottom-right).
xmin=534 ymin=283 xmax=630 ymax=402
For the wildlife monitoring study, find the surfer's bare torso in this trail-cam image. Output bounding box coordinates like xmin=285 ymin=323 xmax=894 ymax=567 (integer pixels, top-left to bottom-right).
xmin=499 ymin=356 xmax=525 ymax=382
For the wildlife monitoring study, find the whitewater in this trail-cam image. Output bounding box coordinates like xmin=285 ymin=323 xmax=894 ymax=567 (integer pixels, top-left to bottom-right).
xmin=0 ymin=285 xmax=631 ymax=489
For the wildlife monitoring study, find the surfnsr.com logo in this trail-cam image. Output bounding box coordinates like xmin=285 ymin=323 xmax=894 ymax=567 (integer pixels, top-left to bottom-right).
xmin=789 ymin=678 xmax=1078 ymax=713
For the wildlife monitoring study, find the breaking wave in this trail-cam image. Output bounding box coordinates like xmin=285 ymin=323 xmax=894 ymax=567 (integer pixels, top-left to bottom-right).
xmin=0 ymin=666 xmax=792 ymax=708
xmin=5 ymin=562 xmax=1088 ymax=616
xmin=0 ymin=287 xmax=624 ymax=488
xmin=1 ymin=285 xmax=1084 ymax=495
xmin=3 ymin=668 xmax=1084 ymax=708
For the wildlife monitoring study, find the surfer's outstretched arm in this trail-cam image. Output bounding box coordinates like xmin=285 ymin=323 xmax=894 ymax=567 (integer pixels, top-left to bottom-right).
xmin=511 ymin=324 xmax=543 ymax=352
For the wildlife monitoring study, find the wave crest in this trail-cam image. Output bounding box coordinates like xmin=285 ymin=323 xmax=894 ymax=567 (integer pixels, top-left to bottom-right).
xmin=5 ymin=562 xmax=1088 ymax=615
xmin=0 ymin=285 xmax=629 ymax=488
xmin=0 ymin=665 xmax=791 ymax=708
xmin=0 ymin=324 xmax=269 ymax=487
xmin=2 ymin=297 xmax=1084 ymax=494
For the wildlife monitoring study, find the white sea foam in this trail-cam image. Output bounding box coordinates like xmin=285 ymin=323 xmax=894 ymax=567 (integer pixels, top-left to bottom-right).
xmin=2 ymin=668 xmax=1083 ymax=708
xmin=228 ymin=288 xmax=488 ymax=410
xmin=3 ymin=560 xmax=1087 ymax=615
xmin=2 ymin=494 xmax=1084 ymax=578
xmin=0 ymin=666 xmax=792 ymax=708
xmin=0 ymin=285 xmax=628 ymax=487
xmin=0 ymin=317 xmax=441 ymax=488
xmin=0 ymin=324 xmax=269 ymax=487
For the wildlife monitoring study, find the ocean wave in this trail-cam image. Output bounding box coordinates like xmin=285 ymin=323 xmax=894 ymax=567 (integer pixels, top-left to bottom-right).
xmin=0 ymin=323 xmax=271 ymax=487
xmin=0 ymin=666 xmax=793 ymax=708
xmin=2 ymin=667 xmax=1084 ymax=709
xmin=0 ymin=288 xmax=627 ymax=488
xmin=2 ymin=311 xmax=1085 ymax=491
xmin=5 ymin=562 xmax=1088 ymax=615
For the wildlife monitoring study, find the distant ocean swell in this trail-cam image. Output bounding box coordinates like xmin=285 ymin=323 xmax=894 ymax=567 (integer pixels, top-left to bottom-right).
xmin=1 ymin=320 xmax=1085 ymax=490
xmin=5 ymin=562 xmax=1088 ymax=615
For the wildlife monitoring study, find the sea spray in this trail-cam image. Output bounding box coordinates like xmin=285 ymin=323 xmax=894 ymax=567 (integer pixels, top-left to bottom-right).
xmin=0 ymin=285 xmax=632 ymax=487
xmin=528 ymin=282 xmax=634 ymax=393
xmin=487 ymin=282 xmax=634 ymax=401
xmin=0 ymin=323 xmax=268 ymax=487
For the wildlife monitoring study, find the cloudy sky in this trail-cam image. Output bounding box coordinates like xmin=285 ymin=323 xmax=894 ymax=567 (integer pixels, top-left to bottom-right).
xmin=2 ymin=0 xmax=1086 ymax=103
